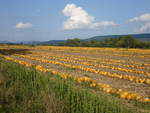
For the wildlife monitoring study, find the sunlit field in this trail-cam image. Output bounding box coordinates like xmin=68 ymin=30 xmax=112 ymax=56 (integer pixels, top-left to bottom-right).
xmin=0 ymin=45 xmax=150 ymax=113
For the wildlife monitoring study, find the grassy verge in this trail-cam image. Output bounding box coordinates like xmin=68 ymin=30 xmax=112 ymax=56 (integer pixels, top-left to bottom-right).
xmin=0 ymin=59 xmax=143 ymax=113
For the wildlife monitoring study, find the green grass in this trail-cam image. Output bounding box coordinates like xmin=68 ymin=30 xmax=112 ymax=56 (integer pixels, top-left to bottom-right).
xmin=0 ymin=59 xmax=145 ymax=113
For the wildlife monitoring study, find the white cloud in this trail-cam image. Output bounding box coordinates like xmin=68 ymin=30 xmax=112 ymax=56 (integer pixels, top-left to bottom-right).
xmin=16 ymin=22 xmax=32 ymax=29
xmin=128 ymin=13 xmax=150 ymax=23
xmin=92 ymin=21 xmax=117 ymax=28
xmin=62 ymin=3 xmax=117 ymax=30
xmin=138 ymin=23 xmax=150 ymax=32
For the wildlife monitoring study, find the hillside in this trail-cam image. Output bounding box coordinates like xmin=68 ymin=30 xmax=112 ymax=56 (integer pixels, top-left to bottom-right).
xmin=40 ymin=40 xmax=64 ymax=45
xmin=0 ymin=33 xmax=150 ymax=45
xmin=85 ymin=33 xmax=150 ymax=41
xmin=41 ymin=33 xmax=150 ymax=45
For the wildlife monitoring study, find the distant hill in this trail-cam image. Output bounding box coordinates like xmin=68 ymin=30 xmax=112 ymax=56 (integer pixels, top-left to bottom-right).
xmin=0 ymin=41 xmax=12 ymax=44
xmin=0 ymin=40 xmax=64 ymax=45
xmin=85 ymin=33 xmax=150 ymax=41
xmin=0 ymin=33 xmax=150 ymax=45
xmin=18 ymin=40 xmax=64 ymax=45
xmin=39 ymin=33 xmax=150 ymax=45
xmin=39 ymin=40 xmax=64 ymax=45
xmin=20 ymin=41 xmax=41 ymax=45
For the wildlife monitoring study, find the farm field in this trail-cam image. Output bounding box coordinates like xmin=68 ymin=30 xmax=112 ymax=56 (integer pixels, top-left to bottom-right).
xmin=0 ymin=45 xmax=150 ymax=112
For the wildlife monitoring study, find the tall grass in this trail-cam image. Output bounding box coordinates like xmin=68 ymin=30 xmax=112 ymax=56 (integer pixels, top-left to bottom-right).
xmin=0 ymin=59 xmax=140 ymax=113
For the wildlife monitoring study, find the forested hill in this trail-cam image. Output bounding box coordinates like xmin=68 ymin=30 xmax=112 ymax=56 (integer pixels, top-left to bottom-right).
xmin=0 ymin=33 xmax=150 ymax=45
xmin=85 ymin=33 xmax=150 ymax=41
xmin=59 ymin=35 xmax=150 ymax=48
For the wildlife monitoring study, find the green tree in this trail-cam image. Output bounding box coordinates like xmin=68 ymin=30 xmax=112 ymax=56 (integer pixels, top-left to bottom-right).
xmin=65 ymin=38 xmax=81 ymax=46
xmin=120 ymin=35 xmax=138 ymax=48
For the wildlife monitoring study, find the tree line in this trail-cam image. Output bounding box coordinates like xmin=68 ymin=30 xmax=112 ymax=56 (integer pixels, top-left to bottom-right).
xmin=59 ymin=35 xmax=150 ymax=48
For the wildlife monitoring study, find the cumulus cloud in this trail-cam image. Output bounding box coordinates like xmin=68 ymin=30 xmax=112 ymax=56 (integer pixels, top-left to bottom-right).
xmin=128 ymin=13 xmax=150 ymax=23
xmin=16 ymin=22 xmax=32 ymax=29
xmin=92 ymin=21 xmax=117 ymax=28
xmin=62 ymin=3 xmax=117 ymax=30
xmin=138 ymin=23 xmax=150 ymax=32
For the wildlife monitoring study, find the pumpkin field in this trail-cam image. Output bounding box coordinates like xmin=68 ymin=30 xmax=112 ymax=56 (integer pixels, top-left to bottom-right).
xmin=0 ymin=45 xmax=150 ymax=113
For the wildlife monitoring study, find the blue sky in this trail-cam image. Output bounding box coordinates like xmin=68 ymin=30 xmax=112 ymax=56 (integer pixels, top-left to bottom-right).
xmin=0 ymin=0 xmax=150 ymax=42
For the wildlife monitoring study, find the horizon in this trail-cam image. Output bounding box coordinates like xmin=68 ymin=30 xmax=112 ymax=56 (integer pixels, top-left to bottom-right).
xmin=1 ymin=33 xmax=150 ymax=43
xmin=0 ymin=0 xmax=150 ymax=42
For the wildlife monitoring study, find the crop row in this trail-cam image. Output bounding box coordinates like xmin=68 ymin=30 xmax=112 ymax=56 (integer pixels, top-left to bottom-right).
xmin=33 ymin=51 xmax=150 ymax=70
xmin=42 ymin=47 xmax=150 ymax=59
xmin=29 ymin=52 xmax=150 ymax=77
